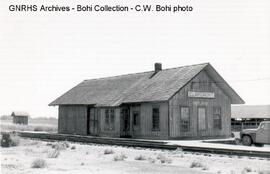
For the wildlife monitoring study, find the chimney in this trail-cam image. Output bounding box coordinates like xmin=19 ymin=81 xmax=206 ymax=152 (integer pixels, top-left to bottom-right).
xmin=154 ymin=63 xmax=162 ymax=72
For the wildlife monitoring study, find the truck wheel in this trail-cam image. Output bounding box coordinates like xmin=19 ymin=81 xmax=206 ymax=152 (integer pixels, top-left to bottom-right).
xmin=242 ymin=135 xmax=252 ymax=146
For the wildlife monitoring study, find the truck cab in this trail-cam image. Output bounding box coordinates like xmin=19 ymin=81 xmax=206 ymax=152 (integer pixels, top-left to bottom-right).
xmin=240 ymin=121 xmax=270 ymax=146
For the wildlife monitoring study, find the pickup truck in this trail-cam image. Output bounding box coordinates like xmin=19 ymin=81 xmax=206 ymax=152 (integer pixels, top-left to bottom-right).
xmin=240 ymin=121 xmax=270 ymax=146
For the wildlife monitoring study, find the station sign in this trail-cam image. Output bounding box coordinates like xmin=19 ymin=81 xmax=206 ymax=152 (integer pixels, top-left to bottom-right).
xmin=188 ymin=91 xmax=215 ymax=99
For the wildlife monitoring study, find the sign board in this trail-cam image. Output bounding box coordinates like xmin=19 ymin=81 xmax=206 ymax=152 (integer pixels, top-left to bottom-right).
xmin=188 ymin=91 xmax=215 ymax=99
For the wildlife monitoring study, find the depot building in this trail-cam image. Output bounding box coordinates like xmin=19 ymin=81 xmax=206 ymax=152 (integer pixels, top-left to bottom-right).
xmin=50 ymin=63 xmax=244 ymax=140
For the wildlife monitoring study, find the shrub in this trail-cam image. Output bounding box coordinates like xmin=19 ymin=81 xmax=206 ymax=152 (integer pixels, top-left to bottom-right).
xmin=190 ymin=161 xmax=204 ymax=168
xmin=157 ymin=154 xmax=172 ymax=164
xmin=52 ymin=142 xmax=68 ymax=150
xmin=135 ymin=155 xmax=146 ymax=161
xmin=47 ymin=149 xmax=60 ymax=158
xmin=71 ymin=145 xmax=76 ymax=150
xmin=113 ymin=153 xmax=127 ymax=161
xmin=243 ymin=167 xmax=252 ymax=173
xmin=160 ymin=157 xmax=172 ymax=164
xmin=104 ymin=149 xmax=114 ymax=155
xmin=31 ymin=158 xmax=47 ymax=168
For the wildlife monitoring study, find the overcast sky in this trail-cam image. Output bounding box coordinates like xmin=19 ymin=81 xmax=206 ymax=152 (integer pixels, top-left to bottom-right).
xmin=0 ymin=0 xmax=269 ymax=117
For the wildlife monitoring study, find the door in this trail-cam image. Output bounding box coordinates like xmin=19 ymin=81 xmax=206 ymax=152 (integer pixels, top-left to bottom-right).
xmin=197 ymin=107 xmax=207 ymax=135
xmin=120 ymin=107 xmax=131 ymax=138
xmin=87 ymin=107 xmax=98 ymax=135
xmin=131 ymin=106 xmax=140 ymax=136
xmin=256 ymin=122 xmax=270 ymax=144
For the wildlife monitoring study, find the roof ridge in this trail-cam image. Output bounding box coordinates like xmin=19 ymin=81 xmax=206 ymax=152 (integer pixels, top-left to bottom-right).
xmin=84 ymin=62 xmax=209 ymax=82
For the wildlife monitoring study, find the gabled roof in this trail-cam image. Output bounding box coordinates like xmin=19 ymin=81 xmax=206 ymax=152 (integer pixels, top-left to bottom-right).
xmin=49 ymin=63 xmax=244 ymax=106
xmin=232 ymin=105 xmax=270 ymax=119
xmin=11 ymin=111 xmax=29 ymax=117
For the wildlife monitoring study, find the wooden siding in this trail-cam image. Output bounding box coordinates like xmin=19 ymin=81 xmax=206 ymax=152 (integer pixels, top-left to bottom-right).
xmin=169 ymin=70 xmax=231 ymax=139
xmin=58 ymin=105 xmax=87 ymax=135
xmin=98 ymin=107 xmax=121 ymax=137
xmin=131 ymin=102 xmax=169 ymax=139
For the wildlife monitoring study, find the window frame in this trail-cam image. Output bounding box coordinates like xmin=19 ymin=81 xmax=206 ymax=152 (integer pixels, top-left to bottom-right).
xmin=213 ymin=106 xmax=222 ymax=130
xmin=180 ymin=106 xmax=190 ymax=132
xmin=132 ymin=110 xmax=140 ymax=126
xmin=152 ymin=106 xmax=160 ymax=131
xmin=104 ymin=108 xmax=115 ymax=131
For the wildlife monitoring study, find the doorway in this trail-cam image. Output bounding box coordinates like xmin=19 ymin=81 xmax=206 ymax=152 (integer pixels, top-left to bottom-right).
xmin=87 ymin=107 xmax=98 ymax=135
xmin=197 ymin=106 xmax=207 ymax=135
xmin=120 ymin=107 xmax=131 ymax=138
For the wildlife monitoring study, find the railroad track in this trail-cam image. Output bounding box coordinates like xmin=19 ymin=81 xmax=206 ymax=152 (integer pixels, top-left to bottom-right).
xmin=14 ymin=131 xmax=270 ymax=159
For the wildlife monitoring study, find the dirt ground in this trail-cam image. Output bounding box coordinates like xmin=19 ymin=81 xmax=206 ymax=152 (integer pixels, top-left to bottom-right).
xmin=1 ymin=138 xmax=270 ymax=174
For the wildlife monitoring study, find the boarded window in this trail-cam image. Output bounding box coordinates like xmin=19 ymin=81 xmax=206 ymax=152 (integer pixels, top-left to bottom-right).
xmin=213 ymin=107 xmax=222 ymax=130
xmin=133 ymin=111 xmax=139 ymax=126
xmin=198 ymin=107 xmax=206 ymax=130
xmin=105 ymin=109 xmax=115 ymax=130
xmin=180 ymin=107 xmax=190 ymax=132
xmin=152 ymin=107 xmax=160 ymax=131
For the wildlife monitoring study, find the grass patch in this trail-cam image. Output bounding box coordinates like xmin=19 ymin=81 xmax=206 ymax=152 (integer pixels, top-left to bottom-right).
xmin=31 ymin=158 xmax=47 ymax=168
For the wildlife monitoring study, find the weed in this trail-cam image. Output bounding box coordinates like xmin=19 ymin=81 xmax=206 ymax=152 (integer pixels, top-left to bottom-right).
xmin=135 ymin=155 xmax=146 ymax=161
xmin=104 ymin=149 xmax=114 ymax=155
xmin=47 ymin=149 xmax=60 ymax=158
xmin=157 ymin=154 xmax=172 ymax=164
xmin=113 ymin=153 xmax=127 ymax=161
xmin=31 ymin=158 xmax=47 ymax=168
xmin=190 ymin=160 xmax=204 ymax=168
xmin=243 ymin=167 xmax=252 ymax=173
xmin=71 ymin=145 xmax=76 ymax=150
xmin=52 ymin=142 xmax=68 ymax=150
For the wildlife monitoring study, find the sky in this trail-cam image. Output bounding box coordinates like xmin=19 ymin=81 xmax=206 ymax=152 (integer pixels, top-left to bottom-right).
xmin=0 ymin=0 xmax=270 ymax=117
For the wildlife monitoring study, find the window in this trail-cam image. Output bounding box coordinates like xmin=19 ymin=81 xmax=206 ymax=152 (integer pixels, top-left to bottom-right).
xmin=180 ymin=107 xmax=190 ymax=132
xmin=110 ymin=109 xmax=115 ymax=130
xmin=213 ymin=107 xmax=222 ymax=130
xmin=133 ymin=111 xmax=139 ymax=126
xmin=198 ymin=107 xmax=206 ymax=130
xmin=105 ymin=109 xmax=110 ymax=129
xmin=105 ymin=109 xmax=115 ymax=130
xmin=191 ymin=82 xmax=196 ymax=90
xmin=152 ymin=107 xmax=160 ymax=131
